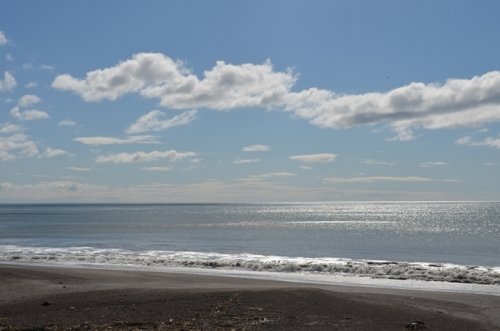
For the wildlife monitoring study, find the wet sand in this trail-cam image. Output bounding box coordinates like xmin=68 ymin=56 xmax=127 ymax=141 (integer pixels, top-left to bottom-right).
xmin=1 ymin=264 xmax=499 ymax=330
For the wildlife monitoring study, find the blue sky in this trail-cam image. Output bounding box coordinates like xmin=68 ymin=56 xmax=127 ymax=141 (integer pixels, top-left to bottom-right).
xmin=1 ymin=1 xmax=500 ymax=202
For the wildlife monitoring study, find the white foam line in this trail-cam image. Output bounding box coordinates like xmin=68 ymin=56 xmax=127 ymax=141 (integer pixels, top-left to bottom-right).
xmin=1 ymin=245 xmax=499 ymax=287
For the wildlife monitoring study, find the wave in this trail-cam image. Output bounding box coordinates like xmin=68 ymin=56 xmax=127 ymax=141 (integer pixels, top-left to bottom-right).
xmin=1 ymin=245 xmax=499 ymax=285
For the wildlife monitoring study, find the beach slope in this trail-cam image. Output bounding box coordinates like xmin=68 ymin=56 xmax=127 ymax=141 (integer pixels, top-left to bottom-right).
xmin=1 ymin=264 xmax=499 ymax=330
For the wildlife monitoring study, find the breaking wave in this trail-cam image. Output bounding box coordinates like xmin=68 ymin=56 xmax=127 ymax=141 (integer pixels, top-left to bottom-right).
xmin=1 ymin=245 xmax=499 ymax=285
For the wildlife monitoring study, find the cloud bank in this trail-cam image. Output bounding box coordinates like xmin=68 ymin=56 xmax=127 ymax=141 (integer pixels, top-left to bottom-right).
xmin=53 ymin=53 xmax=500 ymax=140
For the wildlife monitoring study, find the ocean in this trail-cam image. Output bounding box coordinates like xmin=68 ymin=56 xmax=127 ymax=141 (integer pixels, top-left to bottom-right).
xmin=1 ymin=202 xmax=499 ymax=290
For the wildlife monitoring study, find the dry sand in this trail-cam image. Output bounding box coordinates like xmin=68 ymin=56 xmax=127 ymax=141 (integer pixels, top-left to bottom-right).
xmin=1 ymin=263 xmax=499 ymax=330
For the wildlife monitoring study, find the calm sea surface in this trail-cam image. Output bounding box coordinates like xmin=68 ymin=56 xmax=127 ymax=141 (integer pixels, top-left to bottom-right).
xmin=1 ymin=202 xmax=499 ymax=285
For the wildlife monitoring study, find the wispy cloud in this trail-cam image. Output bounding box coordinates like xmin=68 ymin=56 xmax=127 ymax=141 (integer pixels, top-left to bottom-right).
xmin=0 ymin=181 xmax=107 ymax=197
xmin=42 ymin=147 xmax=67 ymax=158
xmin=68 ymin=167 xmax=92 ymax=172
xmin=247 ymin=172 xmax=295 ymax=179
xmin=418 ymin=161 xmax=448 ymax=168
xmin=95 ymin=150 xmax=196 ymax=164
xmin=233 ymin=158 xmax=260 ymax=164
xmin=359 ymin=159 xmax=395 ymax=166
xmin=126 ymin=109 xmax=197 ymax=134
xmin=0 ymin=72 xmax=16 ymax=92
xmin=456 ymin=136 xmax=500 ymax=149
xmin=74 ymin=135 xmax=159 ymax=146
xmin=142 ymin=166 xmax=171 ymax=172
xmin=289 ymin=153 xmax=337 ymax=163
xmin=242 ymin=144 xmax=271 ymax=152
xmin=0 ymin=31 xmax=7 ymax=46
xmin=324 ymin=176 xmax=460 ymax=184
xmin=58 ymin=119 xmax=77 ymax=127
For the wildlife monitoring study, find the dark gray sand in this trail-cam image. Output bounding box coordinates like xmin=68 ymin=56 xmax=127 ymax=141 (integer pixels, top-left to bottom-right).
xmin=1 ymin=264 xmax=499 ymax=330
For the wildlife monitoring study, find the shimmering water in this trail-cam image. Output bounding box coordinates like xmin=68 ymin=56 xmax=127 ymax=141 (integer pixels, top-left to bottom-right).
xmin=1 ymin=202 xmax=499 ymax=284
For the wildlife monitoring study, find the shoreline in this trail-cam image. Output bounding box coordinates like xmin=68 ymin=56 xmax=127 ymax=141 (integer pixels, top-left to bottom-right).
xmin=1 ymin=264 xmax=500 ymax=330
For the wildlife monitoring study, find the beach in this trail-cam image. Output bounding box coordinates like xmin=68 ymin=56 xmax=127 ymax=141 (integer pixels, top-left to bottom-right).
xmin=1 ymin=264 xmax=499 ymax=330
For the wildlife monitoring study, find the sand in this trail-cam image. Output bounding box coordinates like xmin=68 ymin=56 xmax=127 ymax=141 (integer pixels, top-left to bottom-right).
xmin=1 ymin=264 xmax=500 ymax=330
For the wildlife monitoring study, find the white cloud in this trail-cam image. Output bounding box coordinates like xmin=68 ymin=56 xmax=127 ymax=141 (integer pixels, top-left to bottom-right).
xmin=0 ymin=31 xmax=7 ymax=46
xmin=68 ymin=167 xmax=92 ymax=172
xmin=456 ymin=135 xmax=500 ymax=149
xmin=250 ymin=172 xmax=295 ymax=179
xmin=40 ymin=64 xmax=55 ymax=70
xmin=142 ymin=166 xmax=171 ymax=172
xmin=324 ymin=176 xmax=460 ymax=184
xmin=25 ymin=82 xmax=38 ymax=88
xmin=418 ymin=161 xmax=448 ymax=168
xmin=18 ymin=94 xmax=41 ymax=107
xmin=242 ymin=144 xmax=270 ymax=152
xmin=0 ymin=133 xmax=66 ymax=161
xmin=0 ymin=122 xmax=23 ymax=134
xmin=359 ymin=159 xmax=396 ymax=166
xmin=74 ymin=135 xmax=159 ymax=146
xmin=43 ymin=147 xmax=67 ymax=158
xmin=0 ymin=72 xmax=16 ymax=92
xmin=456 ymin=136 xmax=474 ymax=145
xmin=22 ymin=63 xmax=34 ymax=70
xmin=299 ymin=165 xmax=313 ymax=170
xmin=95 ymin=149 xmax=196 ymax=163
xmin=284 ymin=71 xmax=500 ymax=139
xmin=58 ymin=119 xmax=77 ymax=127
xmin=52 ymin=53 xmax=190 ymax=102
xmin=52 ymin=53 xmax=500 ymax=140
xmin=126 ymin=109 xmax=197 ymax=134
xmin=0 ymin=133 xmax=38 ymax=160
xmin=52 ymin=53 xmax=295 ymax=110
xmin=289 ymin=153 xmax=337 ymax=163
xmin=232 ymin=158 xmax=260 ymax=164
xmin=10 ymin=107 xmax=49 ymax=121
xmin=237 ymin=171 xmax=295 ymax=183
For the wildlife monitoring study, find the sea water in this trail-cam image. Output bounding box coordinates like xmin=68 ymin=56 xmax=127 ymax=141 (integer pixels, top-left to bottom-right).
xmin=1 ymin=202 xmax=499 ymax=289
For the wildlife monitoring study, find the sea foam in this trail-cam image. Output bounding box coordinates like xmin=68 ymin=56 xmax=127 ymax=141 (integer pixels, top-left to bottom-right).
xmin=1 ymin=245 xmax=499 ymax=285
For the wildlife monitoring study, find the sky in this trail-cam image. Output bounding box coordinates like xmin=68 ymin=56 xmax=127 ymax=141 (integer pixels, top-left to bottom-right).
xmin=1 ymin=0 xmax=500 ymax=202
